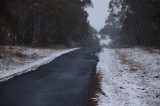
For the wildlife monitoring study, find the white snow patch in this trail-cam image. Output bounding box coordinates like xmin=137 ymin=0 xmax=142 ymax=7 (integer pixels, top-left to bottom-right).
xmin=100 ymin=36 xmax=111 ymax=47
xmin=0 ymin=46 xmax=78 ymax=81
xmin=97 ymin=48 xmax=160 ymax=106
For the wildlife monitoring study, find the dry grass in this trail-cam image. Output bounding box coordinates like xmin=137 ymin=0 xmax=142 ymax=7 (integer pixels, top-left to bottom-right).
xmin=87 ymin=73 xmax=102 ymax=106
xmin=30 ymin=45 xmax=69 ymax=50
xmin=141 ymin=47 xmax=160 ymax=53
xmin=0 ymin=46 xmax=27 ymax=59
xmin=115 ymin=49 xmax=148 ymax=80
xmin=107 ymin=44 xmax=133 ymax=49
xmin=115 ymin=49 xmax=143 ymax=71
xmin=0 ymin=46 xmax=13 ymax=58
xmin=0 ymin=45 xmax=69 ymax=59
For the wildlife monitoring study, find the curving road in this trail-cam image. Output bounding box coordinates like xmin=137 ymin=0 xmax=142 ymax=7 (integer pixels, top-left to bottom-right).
xmin=0 ymin=48 xmax=99 ymax=106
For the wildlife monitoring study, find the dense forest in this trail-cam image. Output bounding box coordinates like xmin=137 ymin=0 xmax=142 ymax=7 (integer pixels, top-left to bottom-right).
xmin=100 ymin=0 xmax=160 ymax=47
xmin=0 ymin=0 xmax=99 ymax=46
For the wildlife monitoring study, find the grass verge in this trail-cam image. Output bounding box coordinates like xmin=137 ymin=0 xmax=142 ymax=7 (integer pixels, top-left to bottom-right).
xmin=87 ymin=73 xmax=102 ymax=106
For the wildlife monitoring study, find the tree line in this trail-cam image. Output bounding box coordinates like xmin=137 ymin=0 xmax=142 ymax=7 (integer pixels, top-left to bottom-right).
xmin=0 ymin=0 xmax=99 ymax=46
xmin=100 ymin=0 xmax=160 ymax=47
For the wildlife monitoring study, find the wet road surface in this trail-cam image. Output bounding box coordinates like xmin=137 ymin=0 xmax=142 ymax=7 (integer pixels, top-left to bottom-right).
xmin=0 ymin=48 xmax=99 ymax=106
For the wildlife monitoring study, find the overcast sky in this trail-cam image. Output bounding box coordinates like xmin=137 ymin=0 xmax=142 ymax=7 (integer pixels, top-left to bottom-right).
xmin=86 ymin=0 xmax=111 ymax=31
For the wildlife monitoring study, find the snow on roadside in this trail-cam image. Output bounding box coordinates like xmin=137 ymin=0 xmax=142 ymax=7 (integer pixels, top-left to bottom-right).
xmin=97 ymin=48 xmax=160 ymax=106
xmin=0 ymin=46 xmax=78 ymax=81
xmin=119 ymin=48 xmax=160 ymax=106
xmin=120 ymin=48 xmax=160 ymax=76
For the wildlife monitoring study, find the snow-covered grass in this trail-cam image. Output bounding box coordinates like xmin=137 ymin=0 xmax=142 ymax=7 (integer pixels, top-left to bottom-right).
xmin=0 ymin=46 xmax=78 ymax=81
xmin=97 ymin=47 xmax=160 ymax=106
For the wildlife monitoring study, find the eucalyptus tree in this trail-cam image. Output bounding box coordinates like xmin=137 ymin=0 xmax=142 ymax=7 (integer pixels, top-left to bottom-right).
xmin=0 ymin=0 xmax=93 ymax=46
xmin=101 ymin=0 xmax=160 ymax=46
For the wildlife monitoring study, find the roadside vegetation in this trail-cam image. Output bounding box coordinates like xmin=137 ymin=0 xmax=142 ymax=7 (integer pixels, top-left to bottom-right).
xmin=0 ymin=0 xmax=99 ymax=47
xmin=87 ymin=73 xmax=102 ymax=106
xmin=100 ymin=0 xmax=160 ymax=47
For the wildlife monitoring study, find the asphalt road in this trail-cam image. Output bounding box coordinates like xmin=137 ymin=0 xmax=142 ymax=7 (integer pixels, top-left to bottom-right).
xmin=0 ymin=48 xmax=99 ymax=106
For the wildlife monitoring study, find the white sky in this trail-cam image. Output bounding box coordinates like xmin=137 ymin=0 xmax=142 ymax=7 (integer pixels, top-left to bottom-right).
xmin=86 ymin=0 xmax=111 ymax=31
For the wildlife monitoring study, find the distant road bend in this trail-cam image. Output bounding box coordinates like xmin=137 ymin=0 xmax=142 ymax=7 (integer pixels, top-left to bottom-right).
xmin=0 ymin=48 xmax=100 ymax=106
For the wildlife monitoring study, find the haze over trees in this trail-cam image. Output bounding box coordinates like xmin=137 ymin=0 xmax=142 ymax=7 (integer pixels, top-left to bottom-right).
xmin=0 ymin=0 xmax=99 ymax=46
xmin=100 ymin=0 xmax=160 ymax=47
